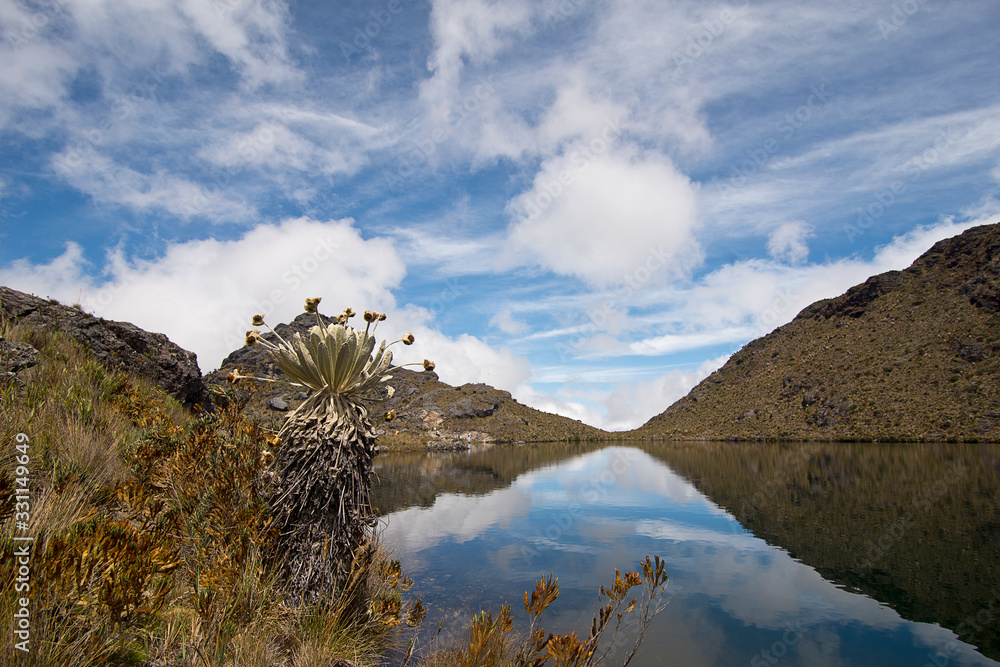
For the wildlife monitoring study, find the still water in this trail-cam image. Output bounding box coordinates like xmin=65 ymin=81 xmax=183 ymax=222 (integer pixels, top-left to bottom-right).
xmin=373 ymin=442 xmax=1000 ymax=666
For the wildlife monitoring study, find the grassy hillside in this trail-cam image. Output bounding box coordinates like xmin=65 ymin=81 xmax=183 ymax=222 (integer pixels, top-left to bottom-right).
xmin=0 ymin=321 xmax=420 ymax=666
xmin=634 ymin=223 xmax=1000 ymax=442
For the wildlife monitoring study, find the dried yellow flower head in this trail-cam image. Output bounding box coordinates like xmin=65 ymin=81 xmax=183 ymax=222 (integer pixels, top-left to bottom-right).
xmin=343 ymin=308 xmax=356 ymax=318
xmin=423 ymin=359 xmax=435 ymax=372
xmin=304 ymin=297 xmax=322 ymax=313
xmin=364 ymin=310 xmax=376 ymax=323
xmin=403 ymin=333 xmax=415 ymax=345
xmin=378 ymin=313 xmax=387 ymax=321
xmin=252 ymin=314 xmax=265 ymax=326
xmin=385 ymin=409 xmax=396 ymax=422
xmin=245 ymin=330 xmax=261 ymax=346
xmin=226 ymin=371 xmax=240 ymax=385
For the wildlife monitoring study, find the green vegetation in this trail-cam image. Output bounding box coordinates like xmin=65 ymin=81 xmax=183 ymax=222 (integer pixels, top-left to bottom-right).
xmin=1 ymin=314 xmax=667 ymax=666
xmin=635 ymin=224 xmax=1000 ymax=442
xmin=0 ymin=321 xmax=421 ymax=666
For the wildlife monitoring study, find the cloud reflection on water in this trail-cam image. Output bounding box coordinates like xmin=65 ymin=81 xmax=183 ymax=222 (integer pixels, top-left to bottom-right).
xmin=379 ymin=447 xmax=998 ymax=666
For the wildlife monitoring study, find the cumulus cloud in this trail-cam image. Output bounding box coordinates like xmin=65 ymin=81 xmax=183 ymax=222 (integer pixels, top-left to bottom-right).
xmin=0 ymin=217 xmax=405 ymax=370
xmin=391 ymin=325 xmax=533 ymax=390
xmin=0 ymin=215 xmax=537 ymax=392
xmin=767 ymin=221 xmax=813 ymax=263
xmin=512 ymin=383 xmax=603 ymax=429
xmin=602 ymin=356 xmax=729 ymax=431
xmin=506 ymin=143 xmax=702 ymax=286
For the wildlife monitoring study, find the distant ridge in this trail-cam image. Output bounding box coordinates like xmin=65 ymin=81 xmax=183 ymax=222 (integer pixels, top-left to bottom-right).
xmin=633 ymin=223 xmax=1000 ymax=442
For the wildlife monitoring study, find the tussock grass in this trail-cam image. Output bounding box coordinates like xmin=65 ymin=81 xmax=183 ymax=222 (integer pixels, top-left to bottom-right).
xmin=0 ymin=320 xmax=419 ymax=666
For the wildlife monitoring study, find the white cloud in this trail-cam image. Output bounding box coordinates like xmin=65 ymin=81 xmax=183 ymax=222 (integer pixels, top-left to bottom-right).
xmin=197 ymin=104 xmax=388 ymax=178
xmin=512 ymin=383 xmax=603 ymax=429
xmin=174 ymin=0 xmax=300 ymax=87
xmin=0 ymin=38 xmax=77 ymax=128
xmin=506 ymin=143 xmax=702 ymax=286
xmin=602 ymin=355 xmax=729 ymax=431
xmin=0 ymin=242 xmax=92 ymax=301
xmin=534 ymin=76 xmax=631 ymax=153
xmin=0 ymin=217 xmax=406 ymax=371
xmin=489 ymin=307 xmax=529 ymax=336
xmin=767 ymin=221 xmax=813 ymax=263
xmin=627 ymin=214 xmax=1000 ymax=359
xmin=390 ymin=323 xmax=532 ymax=390
xmin=0 ymin=0 xmax=299 ymax=130
xmin=52 ymin=151 xmax=257 ymax=223
xmin=421 ymin=0 xmax=535 ymax=120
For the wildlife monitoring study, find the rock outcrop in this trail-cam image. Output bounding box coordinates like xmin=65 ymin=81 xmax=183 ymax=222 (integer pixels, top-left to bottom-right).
xmin=0 ymin=336 xmax=39 ymax=384
xmin=0 ymin=286 xmax=210 ymax=409
xmin=634 ymin=223 xmax=1000 ymax=442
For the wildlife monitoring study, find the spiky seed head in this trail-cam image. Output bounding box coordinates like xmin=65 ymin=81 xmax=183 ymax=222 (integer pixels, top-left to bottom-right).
xmin=423 ymin=359 xmax=435 ymax=371
xmin=252 ymin=314 xmax=265 ymax=326
xmin=304 ymin=297 xmax=321 ymax=313
xmin=403 ymin=333 xmax=415 ymax=345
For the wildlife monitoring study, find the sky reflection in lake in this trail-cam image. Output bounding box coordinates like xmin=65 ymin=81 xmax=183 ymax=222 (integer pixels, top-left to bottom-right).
xmin=378 ymin=446 xmax=998 ymax=666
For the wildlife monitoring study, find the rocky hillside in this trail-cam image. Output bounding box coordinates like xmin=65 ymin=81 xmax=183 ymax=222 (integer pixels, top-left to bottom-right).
xmin=0 ymin=286 xmax=210 ymax=409
xmin=206 ymin=312 xmax=607 ymax=448
xmin=634 ymin=223 xmax=1000 ymax=442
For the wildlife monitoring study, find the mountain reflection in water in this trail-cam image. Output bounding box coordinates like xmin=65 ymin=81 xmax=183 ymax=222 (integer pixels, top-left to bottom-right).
xmin=373 ymin=442 xmax=1000 ymax=666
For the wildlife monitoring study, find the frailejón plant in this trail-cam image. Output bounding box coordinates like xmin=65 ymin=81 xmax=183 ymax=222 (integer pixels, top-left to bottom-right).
xmin=239 ymin=298 xmax=432 ymax=600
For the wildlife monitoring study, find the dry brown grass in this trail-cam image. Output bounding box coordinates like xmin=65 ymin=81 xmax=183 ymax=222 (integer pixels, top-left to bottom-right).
xmin=0 ymin=320 xmax=421 ymax=667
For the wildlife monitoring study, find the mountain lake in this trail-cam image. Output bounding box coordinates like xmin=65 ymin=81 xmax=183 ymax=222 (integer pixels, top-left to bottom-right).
xmin=372 ymin=441 xmax=1000 ymax=666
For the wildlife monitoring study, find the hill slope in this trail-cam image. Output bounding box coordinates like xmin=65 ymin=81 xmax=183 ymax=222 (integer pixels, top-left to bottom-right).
xmin=207 ymin=313 xmax=607 ymax=447
xmin=634 ymin=223 xmax=1000 ymax=442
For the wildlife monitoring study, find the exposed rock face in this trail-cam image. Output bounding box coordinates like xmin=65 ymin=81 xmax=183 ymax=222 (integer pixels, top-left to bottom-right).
xmin=634 ymin=223 xmax=1000 ymax=442
xmin=206 ymin=312 xmax=606 ymax=445
xmin=0 ymin=336 xmax=39 ymax=384
xmin=0 ymin=286 xmax=210 ymax=409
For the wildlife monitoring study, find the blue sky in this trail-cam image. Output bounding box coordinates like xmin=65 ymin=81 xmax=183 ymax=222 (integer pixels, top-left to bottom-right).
xmin=1 ymin=0 xmax=999 ymax=430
